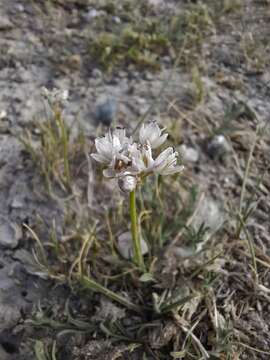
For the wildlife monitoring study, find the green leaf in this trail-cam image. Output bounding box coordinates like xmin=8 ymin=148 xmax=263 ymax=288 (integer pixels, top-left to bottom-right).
xmin=139 ymin=272 xmax=155 ymax=283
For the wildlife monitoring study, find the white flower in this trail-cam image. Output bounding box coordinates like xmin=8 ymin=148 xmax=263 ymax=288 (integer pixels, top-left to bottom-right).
xmin=118 ymin=174 xmax=137 ymax=193
xmin=128 ymin=143 xmax=148 ymax=174
xmin=139 ymin=122 xmax=168 ymax=149
xmin=91 ymin=129 xmax=132 ymax=176
xmin=148 ymin=147 xmax=184 ymax=175
xmin=91 ymin=124 xmax=184 ymax=182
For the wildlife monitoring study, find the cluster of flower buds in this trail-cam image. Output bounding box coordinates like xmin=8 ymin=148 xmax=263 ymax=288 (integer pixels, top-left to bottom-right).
xmin=91 ymin=122 xmax=184 ymax=192
xmin=41 ymin=87 xmax=69 ymax=110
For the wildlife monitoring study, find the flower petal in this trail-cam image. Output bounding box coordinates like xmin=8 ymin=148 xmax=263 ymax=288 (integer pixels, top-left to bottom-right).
xmin=151 ymin=133 xmax=168 ymax=149
xmin=158 ymin=165 xmax=184 ymax=175
xmin=91 ymin=153 xmax=109 ymax=164
xmin=139 ymin=122 xmax=168 ymax=149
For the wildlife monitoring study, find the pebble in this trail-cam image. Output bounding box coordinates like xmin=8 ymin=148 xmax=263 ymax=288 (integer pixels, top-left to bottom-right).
xmin=0 ymin=218 xmax=21 ymax=249
xmin=15 ymin=3 xmax=25 ymax=13
xmin=144 ymin=72 xmax=154 ymax=81
xmin=0 ymin=16 xmax=14 ymax=31
xmin=85 ymin=9 xmax=104 ymax=21
xmin=179 ymin=144 xmax=199 ymax=163
xmin=206 ymin=134 xmax=230 ymax=159
xmin=94 ymin=96 xmax=118 ymax=126
xmin=192 ymin=197 xmax=224 ymax=236
xmin=0 ymin=110 xmax=7 ymax=120
xmin=112 ymin=16 xmax=121 ymax=24
xmin=117 ymin=231 xmax=148 ymax=260
xmin=92 ymin=68 xmax=103 ymax=79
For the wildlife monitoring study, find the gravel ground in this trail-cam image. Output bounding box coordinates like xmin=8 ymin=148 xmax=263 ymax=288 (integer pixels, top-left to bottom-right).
xmin=0 ymin=0 xmax=269 ymax=359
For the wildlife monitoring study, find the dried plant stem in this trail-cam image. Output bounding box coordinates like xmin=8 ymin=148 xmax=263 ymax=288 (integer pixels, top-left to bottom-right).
xmin=239 ymin=129 xmax=258 ymax=214
xmin=237 ymin=213 xmax=258 ymax=281
xmin=129 ymin=190 xmax=144 ymax=270
xmin=56 ymin=110 xmax=70 ymax=186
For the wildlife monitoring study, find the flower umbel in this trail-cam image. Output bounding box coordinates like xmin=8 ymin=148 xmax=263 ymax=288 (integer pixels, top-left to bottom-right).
xmin=91 ymin=122 xmax=184 ymax=191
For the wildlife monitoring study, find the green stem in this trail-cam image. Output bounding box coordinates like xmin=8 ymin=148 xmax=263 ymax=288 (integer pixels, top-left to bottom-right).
xmin=129 ymin=190 xmax=144 ymax=270
xmin=80 ymin=275 xmax=141 ymax=313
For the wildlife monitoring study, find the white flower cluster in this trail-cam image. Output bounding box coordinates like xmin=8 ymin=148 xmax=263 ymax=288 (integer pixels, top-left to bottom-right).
xmin=41 ymin=87 xmax=69 ymax=109
xmin=91 ymin=122 xmax=184 ymax=192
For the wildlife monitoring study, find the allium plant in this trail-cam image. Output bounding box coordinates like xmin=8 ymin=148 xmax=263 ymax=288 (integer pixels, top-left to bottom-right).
xmin=91 ymin=122 xmax=184 ymax=270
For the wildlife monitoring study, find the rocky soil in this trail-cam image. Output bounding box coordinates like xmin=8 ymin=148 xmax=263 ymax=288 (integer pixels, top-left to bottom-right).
xmin=0 ymin=0 xmax=269 ymax=359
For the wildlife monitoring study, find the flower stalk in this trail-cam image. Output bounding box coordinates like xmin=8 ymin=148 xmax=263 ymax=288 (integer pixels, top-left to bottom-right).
xmin=129 ymin=189 xmax=144 ymax=270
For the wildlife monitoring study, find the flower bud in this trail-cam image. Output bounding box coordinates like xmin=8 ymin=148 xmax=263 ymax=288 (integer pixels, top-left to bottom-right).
xmin=118 ymin=175 xmax=137 ymax=193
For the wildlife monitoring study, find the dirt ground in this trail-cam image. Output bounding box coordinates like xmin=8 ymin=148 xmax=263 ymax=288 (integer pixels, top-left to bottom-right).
xmin=0 ymin=0 xmax=269 ymax=359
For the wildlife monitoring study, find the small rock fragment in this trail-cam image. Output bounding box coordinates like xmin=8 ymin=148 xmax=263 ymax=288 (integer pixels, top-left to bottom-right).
xmin=207 ymin=134 xmax=230 ymax=159
xmin=94 ymin=97 xmax=118 ymax=126
xmin=0 ymin=218 xmax=21 ymax=249
xmin=0 ymin=303 xmax=21 ymax=332
xmin=192 ymin=197 xmax=224 ymax=236
xmin=92 ymin=68 xmax=102 ymax=79
xmin=117 ymin=231 xmax=148 ymax=260
xmin=0 ymin=110 xmax=7 ymax=120
xmin=85 ymin=9 xmax=104 ymax=21
xmin=112 ymin=16 xmax=121 ymax=24
xmin=179 ymin=144 xmax=199 ymax=163
xmin=0 ymin=16 xmax=14 ymax=31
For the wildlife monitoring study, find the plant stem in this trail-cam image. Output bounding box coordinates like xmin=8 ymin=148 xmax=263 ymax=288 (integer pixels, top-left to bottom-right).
xmin=81 ymin=275 xmax=141 ymax=313
xmin=129 ymin=190 xmax=144 ymax=270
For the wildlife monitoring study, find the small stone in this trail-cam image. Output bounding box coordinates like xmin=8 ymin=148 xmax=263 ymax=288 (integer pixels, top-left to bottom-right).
xmin=147 ymin=0 xmax=164 ymax=7
xmin=179 ymin=144 xmax=199 ymax=163
xmin=192 ymin=197 xmax=224 ymax=236
xmin=87 ymin=9 xmax=98 ymax=18
xmin=0 ymin=218 xmax=22 ymax=249
xmin=163 ymin=56 xmax=171 ymax=64
xmin=206 ymin=134 xmax=231 ymax=159
xmin=92 ymin=68 xmax=103 ymax=79
xmin=112 ymin=16 xmax=121 ymax=24
xmin=0 ymin=16 xmax=14 ymax=31
xmin=85 ymin=9 xmax=103 ymax=21
xmin=94 ymin=96 xmax=118 ymax=126
xmin=117 ymin=231 xmax=148 ymax=260
xmin=0 ymin=303 xmax=21 ymax=332
xmin=0 ymin=110 xmax=7 ymax=120
xmin=118 ymin=70 xmax=127 ymax=79
xmin=65 ymin=54 xmax=82 ymax=70
xmin=15 ymin=4 xmax=25 ymax=12
xmin=10 ymin=196 xmax=24 ymax=209
xmin=144 ymin=72 xmax=154 ymax=81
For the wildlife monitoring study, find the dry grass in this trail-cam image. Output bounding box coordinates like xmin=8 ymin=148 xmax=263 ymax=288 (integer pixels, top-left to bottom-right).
xmin=18 ymin=0 xmax=270 ymax=359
